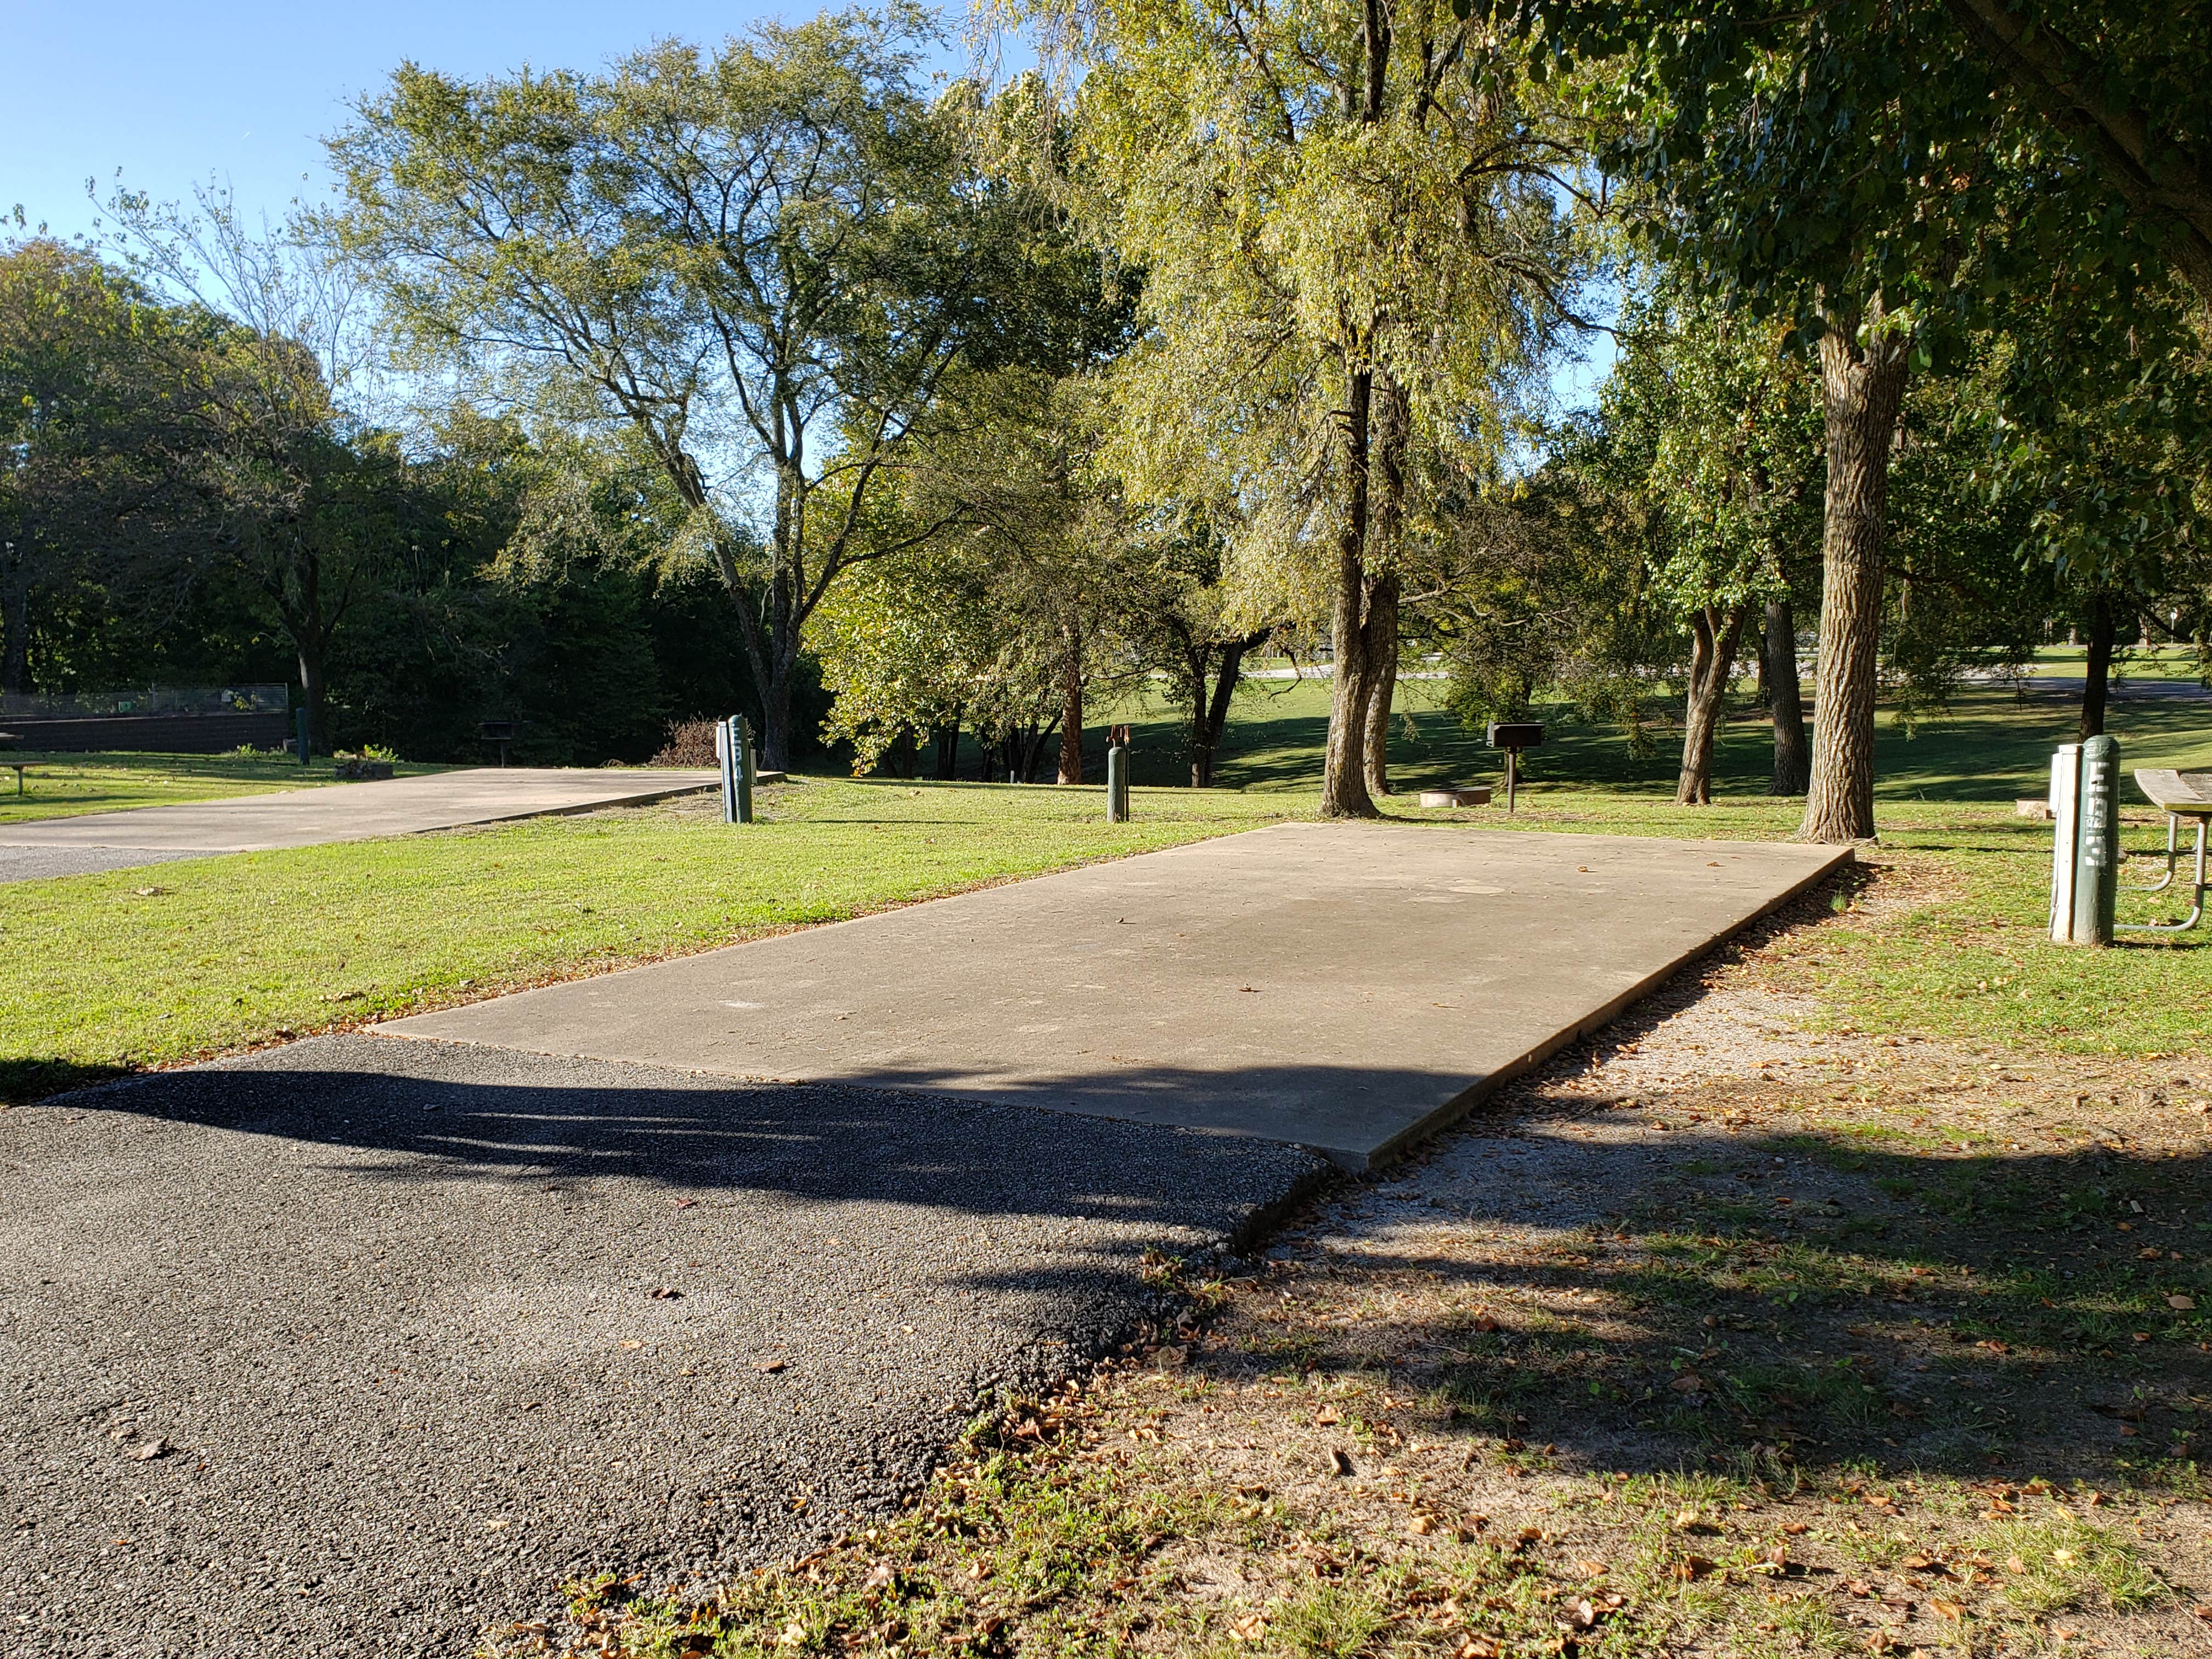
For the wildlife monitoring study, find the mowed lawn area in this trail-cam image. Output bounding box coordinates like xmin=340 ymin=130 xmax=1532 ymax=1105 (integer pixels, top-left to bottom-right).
xmin=0 ymin=749 xmax=438 ymax=825
xmin=8 ymin=675 xmax=2210 ymax=1102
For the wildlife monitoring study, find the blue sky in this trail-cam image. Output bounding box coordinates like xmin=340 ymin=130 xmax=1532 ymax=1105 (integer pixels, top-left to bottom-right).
xmin=3 ymin=2 xmax=974 ymax=244
xmin=4 ymin=1 xmax=1611 ymax=411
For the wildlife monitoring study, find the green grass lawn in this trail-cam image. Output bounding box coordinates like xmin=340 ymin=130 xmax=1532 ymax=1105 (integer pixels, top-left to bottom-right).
xmin=8 ymin=674 xmax=2210 ymax=1104
xmin=0 ymin=750 xmax=441 ymax=824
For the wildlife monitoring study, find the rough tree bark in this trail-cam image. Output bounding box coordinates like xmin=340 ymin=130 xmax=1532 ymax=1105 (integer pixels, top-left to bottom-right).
xmin=1676 ymin=603 xmax=1748 ymax=805
xmin=1319 ymin=0 xmax=1392 ymax=819
xmin=1359 ymin=371 xmax=1406 ymax=800
xmin=1321 ymin=360 xmax=1381 ymax=819
xmin=1361 ymin=580 xmax=1400 ymax=798
xmin=1800 ymin=317 xmax=1911 ymax=844
xmin=933 ymin=715 xmax=961 ymax=780
xmin=1057 ymin=616 xmax=1085 ymax=785
xmin=1762 ymin=596 xmax=1811 ymax=795
xmin=2079 ymin=591 xmax=2117 ymax=739
xmin=1191 ymin=633 xmax=1263 ymax=787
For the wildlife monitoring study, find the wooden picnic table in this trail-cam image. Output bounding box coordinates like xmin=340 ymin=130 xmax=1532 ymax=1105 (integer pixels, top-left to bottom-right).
xmin=2124 ymin=769 xmax=2212 ymax=932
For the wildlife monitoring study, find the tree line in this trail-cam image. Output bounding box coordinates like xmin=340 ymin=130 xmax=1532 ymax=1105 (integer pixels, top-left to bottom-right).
xmin=4 ymin=0 xmax=2208 ymax=830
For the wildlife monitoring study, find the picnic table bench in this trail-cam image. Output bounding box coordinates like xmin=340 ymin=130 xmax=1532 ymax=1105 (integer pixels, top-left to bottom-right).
xmin=0 ymin=732 xmax=31 ymax=796
xmin=2124 ymin=769 xmax=2212 ymax=932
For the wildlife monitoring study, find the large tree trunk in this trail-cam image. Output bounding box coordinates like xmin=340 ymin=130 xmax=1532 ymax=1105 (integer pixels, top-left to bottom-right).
xmin=1763 ymin=597 xmax=1810 ymax=795
xmin=1192 ymin=634 xmax=1259 ymax=787
xmin=2080 ymin=591 xmax=2117 ymax=738
xmin=297 ymin=641 xmax=327 ymax=755
xmin=1321 ymin=363 xmax=1380 ymax=819
xmin=1800 ymin=319 xmax=1911 ymax=843
xmin=759 ymin=657 xmax=794 ymax=775
xmin=933 ymin=715 xmax=960 ymax=780
xmin=1057 ymin=617 xmax=1085 ymax=785
xmin=1676 ymin=604 xmax=1747 ymax=805
xmin=1361 ymin=582 xmax=1400 ymax=798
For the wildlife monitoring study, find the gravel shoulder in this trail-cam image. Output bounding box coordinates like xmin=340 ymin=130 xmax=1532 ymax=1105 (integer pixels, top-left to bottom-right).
xmin=0 ymin=1034 xmax=1323 ymax=1657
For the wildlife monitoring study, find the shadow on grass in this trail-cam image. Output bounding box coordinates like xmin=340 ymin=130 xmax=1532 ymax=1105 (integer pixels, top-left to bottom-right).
xmin=1244 ymin=1118 xmax=2212 ymax=1493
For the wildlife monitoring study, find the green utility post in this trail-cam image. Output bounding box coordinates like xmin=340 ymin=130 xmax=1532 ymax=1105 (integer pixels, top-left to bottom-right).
xmin=1105 ymin=742 xmax=1129 ymax=823
xmin=296 ymin=708 xmax=311 ymax=766
xmin=2070 ymin=733 xmax=2119 ymax=946
xmin=721 ymin=714 xmax=756 ymax=825
xmin=736 ymin=714 xmax=756 ymax=825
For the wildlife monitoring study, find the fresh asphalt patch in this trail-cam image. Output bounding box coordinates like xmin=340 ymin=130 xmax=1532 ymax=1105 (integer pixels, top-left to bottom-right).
xmin=1 ymin=1034 xmax=1325 ymax=1658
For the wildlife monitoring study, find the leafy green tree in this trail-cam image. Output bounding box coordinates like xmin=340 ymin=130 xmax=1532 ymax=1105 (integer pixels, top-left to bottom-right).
xmin=0 ymin=240 xmax=184 ymax=693
xmin=1591 ymin=278 xmax=1823 ymax=803
xmin=1011 ymin=0 xmax=1586 ymax=814
xmin=1480 ymin=0 xmax=2193 ymax=838
xmin=328 ymin=8 xmax=1107 ymax=769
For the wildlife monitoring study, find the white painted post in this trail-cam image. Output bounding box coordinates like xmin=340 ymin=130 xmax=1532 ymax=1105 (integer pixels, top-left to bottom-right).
xmin=2049 ymin=743 xmax=2081 ymax=941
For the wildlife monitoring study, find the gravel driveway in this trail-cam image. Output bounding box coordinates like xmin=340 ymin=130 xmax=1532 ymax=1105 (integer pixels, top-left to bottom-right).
xmin=0 ymin=1035 xmax=1323 ymax=1657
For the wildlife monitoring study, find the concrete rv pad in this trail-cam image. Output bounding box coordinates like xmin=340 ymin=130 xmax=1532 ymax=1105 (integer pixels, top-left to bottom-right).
xmin=382 ymin=822 xmax=1852 ymax=1168
xmin=0 ymin=767 xmax=717 ymax=882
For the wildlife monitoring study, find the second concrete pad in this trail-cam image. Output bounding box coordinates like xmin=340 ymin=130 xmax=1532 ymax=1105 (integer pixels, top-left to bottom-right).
xmin=380 ymin=822 xmax=1849 ymax=1168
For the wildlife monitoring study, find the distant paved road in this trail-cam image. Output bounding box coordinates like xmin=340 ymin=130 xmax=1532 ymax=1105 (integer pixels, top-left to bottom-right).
xmin=0 ymin=1035 xmax=1321 ymax=1657
xmin=0 ymin=768 xmax=717 ymax=884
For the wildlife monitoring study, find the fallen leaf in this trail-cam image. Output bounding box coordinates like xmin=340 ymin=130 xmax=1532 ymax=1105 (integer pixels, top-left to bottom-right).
xmin=1408 ymin=1515 xmax=1436 ymax=1536
xmin=671 ymin=1198 xmax=700 ymax=1210
xmin=1453 ymin=1638 xmax=1500 ymax=1659
xmin=1672 ymin=1556 xmax=1716 ymax=1581
xmin=650 ymin=1286 xmax=682 ymax=1300
xmin=756 ymin=1358 xmax=787 ymax=1373
xmin=2084 ymin=1491 xmax=2109 ymax=1507
xmin=2006 ymin=1556 xmax=2027 ymax=1575
xmin=2169 ymin=1294 xmax=2197 ymax=1311
xmin=1228 ymin=1613 xmax=1267 ymax=1643
xmin=2052 ymin=1548 xmax=2076 ymax=1566
xmin=1933 ymin=1598 xmax=1965 ymax=1622
xmin=1561 ymin=1598 xmax=1598 ymax=1630
xmin=1329 ymin=1449 xmax=1355 ymax=1477
xmin=1781 ymin=1522 xmax=1809 ymax=1536
xmin=1670 ymin=1374 xmax=1705 ymax=1395
xmin=1673 ymin=1507 xmax=1702 ymax=1530
xmin=131 ymin=1438 xmax=169 ymax=1462
xmin=1844 ymin=1579 xmax=1875 ymax=1598
xmin=484 ymin=1517 xmax=510 ymax=1531
xmin=1576 ymin=1559 xmax=1609 ymax=1578
xmin=862 ymin=1562 xmax=896 ymax=1593
xmin=620 ymin=1340 xmax=645 ymax=1351
xmin=1470 ymin=1316 xmax=1499 ymax=1333
xmin=1899 ymin=1554 xmax=1937 ymax=1572
xmin=778 ymin=1621 xmax=808 ymax=1647
xmin=1314 ymin=1405 xmax=1341 ymax=1425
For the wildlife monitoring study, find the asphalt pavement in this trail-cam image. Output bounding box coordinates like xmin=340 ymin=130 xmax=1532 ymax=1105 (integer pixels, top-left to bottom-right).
xmin=1 ymin=1034 xmax=1324 ymax=1657
xmin=0 ymin=769 xmax=718 ymax=884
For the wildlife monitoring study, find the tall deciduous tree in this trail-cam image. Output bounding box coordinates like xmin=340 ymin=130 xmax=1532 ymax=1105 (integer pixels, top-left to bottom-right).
xmin=1012 ymin=0 xmax=1583 ymax=815
xmin=327 ymin=8 xmax=1097 ymax=767
xmin=1486 ymin=0 xmax=2206 ymax=838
